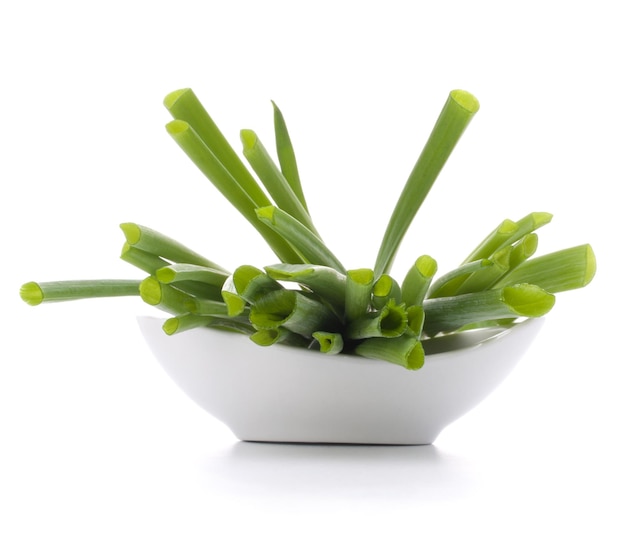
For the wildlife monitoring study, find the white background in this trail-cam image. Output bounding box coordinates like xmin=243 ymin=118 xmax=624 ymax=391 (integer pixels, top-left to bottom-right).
xmin=1 ymin=1 xmax=624 ymax=531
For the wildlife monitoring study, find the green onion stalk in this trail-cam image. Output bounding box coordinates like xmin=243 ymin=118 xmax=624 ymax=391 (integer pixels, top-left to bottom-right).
xmin=19 ymin=87 xmax=597 ymax=370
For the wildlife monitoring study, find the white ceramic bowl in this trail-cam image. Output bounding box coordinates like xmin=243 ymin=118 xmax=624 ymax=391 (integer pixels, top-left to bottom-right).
xmin=138 ymin=317 xmax=544 ymax=445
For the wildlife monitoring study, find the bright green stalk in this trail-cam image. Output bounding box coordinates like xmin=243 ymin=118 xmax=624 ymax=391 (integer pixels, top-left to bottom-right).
xmin=272 ymin=101 xmax=308 ymax=212
xmin=164 ymin=88 xmax=271 ymax=208
xmin=313 ymin=331 xmax=344 ymax=354
xmin=249 ymin=289 xmax=339 ymax=338
xmin=20 ymin=280 xmax=140 ymax=306
xmin=345 ymin=268 xmax=375 ymax=322
xmin=264 ymin=263 xmax=346 ymax=314
xmin=233 ymin=264 xmax=283 ymax=303
xmin=462 ymin=212 xmax=552 ymax=264
xmin=221 ymin=274 xmax=247 ymax=316
xmin=401 ymin=255 xmax=438 ymax=306
xmin=427 ymin=259 xmax=493 ymax=298
xmin=120 ymin=242 xmax=170 ymax=274
xmin=256 ymin=206 xmax=346 ymax=273
xmin=346 ymin=300 xmax=407 ymax=340
xmin=355 ymin=334 xmax=425 ymax=370
xmin=163 ymin=313 xmax=256 ymax=336
xmin=508 ymin=232 xmax=539 ymax=271
xmin=371 ymin=274 xmax=402 ymax=309
xmin=493 ymin=244 xmax=596 ymax=293
xmin=461 ymin=218 xmax=518 ymax=264
xmin=423 ymin=283 xmax=555 ymax=336
xmin=240 ymin=129 xmax=317 ymax=234
xmin=120 ymin=222 xmax=228 ymax=272
xmin=165 ymin=120 xmax=301 ymax=264
xmin=163 ymin=314 xmax=215 ymax=335
xmin=374 ymin=90 xmax=480 ymax=277
xmin=406 ymin=305 xmax=425 ymax=336
xmin=186 ymin=298 xmax=231 ymax=316
xmin=250 ymin=328 xmax=310 ymax=348
xmin=139 ymin=277 xmax=195 ymax=315
xmin=455 ymin=246 xmax=512 ymax=294
xmin=156 ymin=263 xmax=229 ymax=287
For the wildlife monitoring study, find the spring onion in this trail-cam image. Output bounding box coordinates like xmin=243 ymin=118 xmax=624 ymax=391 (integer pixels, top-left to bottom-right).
xmin=20 ymin=88 xmax=596 ymax=370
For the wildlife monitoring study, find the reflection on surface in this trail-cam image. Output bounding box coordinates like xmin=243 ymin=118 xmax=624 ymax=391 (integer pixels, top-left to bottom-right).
xmin=203 ymin=441 xmax=476 ymax=502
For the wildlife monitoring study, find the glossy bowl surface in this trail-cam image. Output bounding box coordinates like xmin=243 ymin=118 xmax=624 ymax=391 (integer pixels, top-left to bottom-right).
xmin=138 ymin=317 xmax=544 ymax=444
